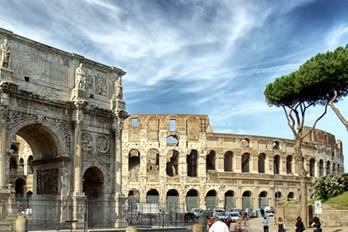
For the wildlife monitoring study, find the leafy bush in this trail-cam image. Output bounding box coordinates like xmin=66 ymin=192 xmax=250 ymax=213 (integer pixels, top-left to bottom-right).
xmin=313 ymin=175 xmax=347 ymax=200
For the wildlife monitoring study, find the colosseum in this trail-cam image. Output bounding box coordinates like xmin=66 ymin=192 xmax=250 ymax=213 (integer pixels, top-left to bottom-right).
xmin=122 ymin=114 xmax=344 ymax=212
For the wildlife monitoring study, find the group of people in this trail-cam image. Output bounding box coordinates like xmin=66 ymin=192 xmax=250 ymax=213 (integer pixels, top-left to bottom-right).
xmin=262 ymin=216 xmax=322 ymax=232
xmin=207 ymin=215 xmax=249 ymax=232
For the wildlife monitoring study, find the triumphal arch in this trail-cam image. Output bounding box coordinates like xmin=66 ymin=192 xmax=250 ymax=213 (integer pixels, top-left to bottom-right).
xmin=0 ymin=28 xmax=127 ymax=230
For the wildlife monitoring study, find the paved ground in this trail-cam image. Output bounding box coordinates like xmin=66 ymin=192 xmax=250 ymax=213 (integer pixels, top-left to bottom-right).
xmin=227 ymin=217 xmax=348 ymax=232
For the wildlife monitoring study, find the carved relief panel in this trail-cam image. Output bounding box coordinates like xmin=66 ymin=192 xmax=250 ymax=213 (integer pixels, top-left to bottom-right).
xmin=37 ymin=168 xmax=59 ymax=194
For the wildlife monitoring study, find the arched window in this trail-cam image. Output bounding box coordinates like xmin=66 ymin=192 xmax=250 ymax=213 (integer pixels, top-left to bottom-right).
xmin=10 ymin=156 xmax=17 ymax=171
xmin=242 ymin=191 xmax=252 ymax=209
xmin=206 ymin=151 xmax=216 ymax=170
xmin=309 ymin=158 xmax=315 ymax=177
xmin=146 ymin=189 xmax=159 ymax=204
xmin=332 ymin=163 xmax=336 ymax=175
xmin=205 ymin=190 xmax=217 ymax=209
xmin=187 ymin=150 xmax=198 ymax=177
xmin=225 ymin=191 xmax=235 ymax=209
xmin=259 ymin=191 xmax=268 ymax=209
xmin=287 ymin=192 xmax=295 ymax=201
xmin=166 ymin=135 xmax=179 ymax=146
xmin=258 ymin=153 xmax=265 ymax=173
xmin=224 ymin=151 xmax=233 ymax=172
xmin=186 ymin=189 xmax=199 ymax=211
xmin=275 ymin=191 xmax=282 ymax=201
xmin=241 ymin=153 xmax=250 ymax=173
xmin=166 ymin=150 xmax=179 ymax=176
xmin=27 ymin=155 xmax=33 ymax=174
xmin=326 ymin=161 xmax=331 ymax=176
xmin=274 ymin=155 xmax=280 ymax=174
xmin=147 ymin=149 xmax=159 ymax=173
xmin=319 ymin=159 xmax=324 ymax=176
xmin=166 ymin=189 xmax=179 ymax=210
xmin=128 ymin=149 xmax=140 ymax=171
xmin=286 ymin=155 xmax=293 ymax=174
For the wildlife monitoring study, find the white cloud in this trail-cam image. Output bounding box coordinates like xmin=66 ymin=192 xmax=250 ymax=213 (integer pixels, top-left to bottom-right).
xmin=326 ymin=24 xmax=348 ymax=49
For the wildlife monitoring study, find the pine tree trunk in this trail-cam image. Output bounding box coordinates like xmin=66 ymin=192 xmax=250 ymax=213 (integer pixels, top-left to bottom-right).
xmin=330 ymin=104 xmax=348 ymax=132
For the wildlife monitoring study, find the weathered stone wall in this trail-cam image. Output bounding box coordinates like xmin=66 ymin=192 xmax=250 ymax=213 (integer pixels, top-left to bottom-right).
xmin=122 ymin=114 xmax=344 ymax=212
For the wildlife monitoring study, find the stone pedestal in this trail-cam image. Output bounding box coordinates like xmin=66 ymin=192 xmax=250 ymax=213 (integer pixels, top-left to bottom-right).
xmin=71 ymin=193 xmax=86 ymax=229
xmin=114 ymin=193 xmax=127 ymax=228
xmin=0 ymin=67 xmax=13 ymax=81
xmin=70 ymin=88 xmax=86 ymax=101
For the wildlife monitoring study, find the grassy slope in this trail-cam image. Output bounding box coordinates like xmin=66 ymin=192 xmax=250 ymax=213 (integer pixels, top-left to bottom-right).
xmin=324 ymin=191 xmax=348 ymax=209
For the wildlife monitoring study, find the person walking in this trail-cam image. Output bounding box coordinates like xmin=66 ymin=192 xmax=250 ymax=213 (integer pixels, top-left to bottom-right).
xmin=311 ymin=217 xmax=322 ymax=232
xmin=295 ymin=216 xmax=305 ymax=232
xmin=277 ymin=217 xmax=286 ymax=232
xmin=263 ymin=216 xmax=269 ymax=232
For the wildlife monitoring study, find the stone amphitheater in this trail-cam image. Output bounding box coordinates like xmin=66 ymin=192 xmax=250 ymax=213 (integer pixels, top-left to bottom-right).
xmin=122 ymin=114 xmax=344 ymax=212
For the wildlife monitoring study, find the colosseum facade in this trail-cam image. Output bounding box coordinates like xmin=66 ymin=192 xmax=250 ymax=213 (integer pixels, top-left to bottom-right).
xmin=121 ymin=114 xmax=344 ymax=212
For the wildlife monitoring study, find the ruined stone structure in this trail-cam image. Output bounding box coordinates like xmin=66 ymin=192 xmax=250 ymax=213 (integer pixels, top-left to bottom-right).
xmin=122 ymin=114 xmax=344 ymax=212
xmin=0 ymin=28 xmax=127 ymax=230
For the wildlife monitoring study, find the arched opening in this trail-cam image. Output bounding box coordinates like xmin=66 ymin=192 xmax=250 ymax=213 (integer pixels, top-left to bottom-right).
xmin=15 ymin=178 xmax=26 ymax=199
xmin=275 ymin=191 xmax=282 ymax=201
xmin=186 ymin=189 xmax=199 ymax=212
xmin=258 ymin=153 xmax=265 ymax=173
xmin=27 ymin=155 xmax=33 ymax=174
xmin=326 ymin=161 xmax=331 ymax=176
xmin=206 ymin=150 xmax=216 ymax=170
xmin=9 ymin=156 xmax=17 ymax=171
xmin=205 ymin=190 xmax=217 ymax=209
xmin=241 ymin=153 xmax=250 ymax=173
xmin=146 ymin=189 xmax=159 ymax=204
xmin=26 ymin=191 xmax=33 ymax=199
xmin=166 ymin=135 xmax=179 ymax=146
xmin=19 ymin=158 xmax=24 ymax=171
xmin=332 ymin=163 xmax=336 ymax=175
xmin=242 ymin=191 xmax=252 ymax=209
xmin=128 ymin=189 xmax=140 ymax=210
xmin=129 ymin=149 xmax=140 ymax=181
xmin=286 ymin=155 xmax=293 ymax=174
xmin=187 ymin=150 xmax=198 ymax=177
xmin=309 ymin=159 xmax=315 ymax=177
xmin=224 ymin=190 xmax=235 ymax=210
xmin=166 ymin=189 xmax=179 ymax=211
xmin=287 ymin=192 xmax=295 ymax=201
xmin=224 ymin=151 xmax=233 ymax=172
xmin=147 ymin=149 xmax=159 ymax=174
xmin=83 ymin=167 xmax=104 ymax=199
xmin=319 ymin=159 xmax=324 ymax=176
xmin=83 ymin=166 xmax=105 ymax=227
xmin=259 ymin=191 xmax=268 ymax=209
xmin=274 ymin=155 xmax=280 ymax=174
xmin=166 ymin=150 xmax=179 ymax=176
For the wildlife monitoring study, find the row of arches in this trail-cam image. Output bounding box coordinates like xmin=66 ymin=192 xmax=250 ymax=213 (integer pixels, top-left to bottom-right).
xmin=128 ymin=149 xmax=341 ymax=178
xmin=127 ymin=188 xmax=297 ymax=211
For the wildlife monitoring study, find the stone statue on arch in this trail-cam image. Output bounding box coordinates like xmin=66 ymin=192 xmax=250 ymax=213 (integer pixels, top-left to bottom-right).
xmin=0 ymin=38 xmax=10 ymax=68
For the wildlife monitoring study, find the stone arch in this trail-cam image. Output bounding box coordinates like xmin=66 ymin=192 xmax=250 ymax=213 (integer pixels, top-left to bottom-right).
xmin=206 ymin=150 xmax=216 ymax=170
xmin=187 ymin=149 xmax=198 ymax=177
xmin=258 ymin=153 xmax=266 ymax=173
xmin=83 ymin=166 xmax=104 ymax=199
xmin=166 ymin=150 xmax=179 ymax=176
xmin=128 ymin=149 xmax=140 ymax=171
xmin=259 ymin=191 xmax=268 ymax=209
xmin=205 ymin=189 xmax=217 ymax=209
xmin=186 ymin=189 xmax=199 ymax=211
xmin=224 ymin=151 xmax=233 ymax=172
xmin=166 ymin=189 xmax=179 ymax=210
xmin=319 ymin=159 xmax=324 ymax=176
xmin=224 ymin=190 xmax=235 ymax=210
xmin=274 ymin=155 xmax=280 ymax=174
xmin=242 ymin=190 xmax=252 ymax=209
xmin=241 ymin=153 xmax=250 ymax=172
xmin=127 ymin=188 xmax=140 ymax=209
xmin=287 ymin=192 xmax=295 ymax=201
xmin=286 ymin=155 xmax=293 ymax=174
xmin=309 ymin=158 xmax=315 ymax=177
xmin=275 ymin=191 xmax=282 ymax=201
xmin=9 ymin=156 xmax=17 ymax=171
xmin=147 ymin=148 xmax=159 ymax=173
xmin=15 ymin=178 xmax=26 ymax=198
xmin=27 ymin=155 xmax=33 ymax=174
xmin=146 ymin=189 xmax=160 ymax=204
xmin=326 ymin=160 xmax=331 ymax=175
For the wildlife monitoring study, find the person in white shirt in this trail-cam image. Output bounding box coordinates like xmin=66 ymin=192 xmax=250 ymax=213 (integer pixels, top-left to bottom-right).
xmin=209 ymin=219 xmax=230 ymax=232
xmin=263 ymin=216 xmax=269 ymax=232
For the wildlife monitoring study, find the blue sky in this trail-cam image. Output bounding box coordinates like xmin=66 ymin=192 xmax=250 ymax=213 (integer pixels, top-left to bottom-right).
xmin=1 ymin=0 xmax=348 ymax=169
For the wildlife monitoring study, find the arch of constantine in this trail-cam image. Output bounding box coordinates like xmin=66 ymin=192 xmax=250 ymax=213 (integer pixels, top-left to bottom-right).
xmin=122 ymin=114 xmax=344 ymax=212
xmin=0 ymin=28 xmax=127 ymax=229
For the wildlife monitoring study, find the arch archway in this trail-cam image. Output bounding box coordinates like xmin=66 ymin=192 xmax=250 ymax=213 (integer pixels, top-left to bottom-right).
xmin=275 ymin=191 xmax=282 ymax=201
xmin=287 ymin=192 xmax=295 ymax=201
xmin=186 ymin=189 xmax=199 ymax=211
xmin=166 ymin=189 xmax=179 ymax=211
xmin=128 ymin=189 xmax=140 ymax=209
xmin=205 ymin=190 xmax=217 ymax=209
xmin=258 ymin=153 xmax=266 ymax=173
xmin=83 ymin=166 xmax=105 ymax=227
xmin=15 ymin=178 xmax=26 ymax=199
xmin=259 ymin=191 xmax=268 ymax=209
xmin=146 ymin=189 xmax=160 ymax=204
xmin=242 ymin=191 xmax=252 ymax=209
xmin=224 ymin=190 xmax=235 ymax=210
xmin=187 ymin=150 xmax=198 ymax=177
xmin=241 ymin=153 xmax=250 ymax=172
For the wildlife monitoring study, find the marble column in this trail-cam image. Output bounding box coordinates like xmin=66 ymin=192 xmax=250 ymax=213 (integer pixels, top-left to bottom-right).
xmin=0 ymin=103 xmax=8 ymax=190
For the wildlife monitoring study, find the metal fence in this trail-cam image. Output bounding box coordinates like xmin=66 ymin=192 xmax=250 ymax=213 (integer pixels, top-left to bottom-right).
xmin=10 ymin=197 xmax=196 ymax=230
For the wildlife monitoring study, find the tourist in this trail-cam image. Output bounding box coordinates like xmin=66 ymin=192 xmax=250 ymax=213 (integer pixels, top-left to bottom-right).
xmin=234 ymin=217 xmax=248 ymax=232
xmin=311 ymin=216 xmax=322 ymax=232
xmin=209 ymin=218 xmax=229 ymax=232
xmin=224 ymin=216 xmax=232 ymax=230
xmin=263 ymin=216 xmax=269 ymax=232
xmin=295 ymin=216 xmax=305 ymax=232
xmin=207 ymin=216 xmax=214 ymax=229
xmin=277 ymin=217 xmax=286 ymax=232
